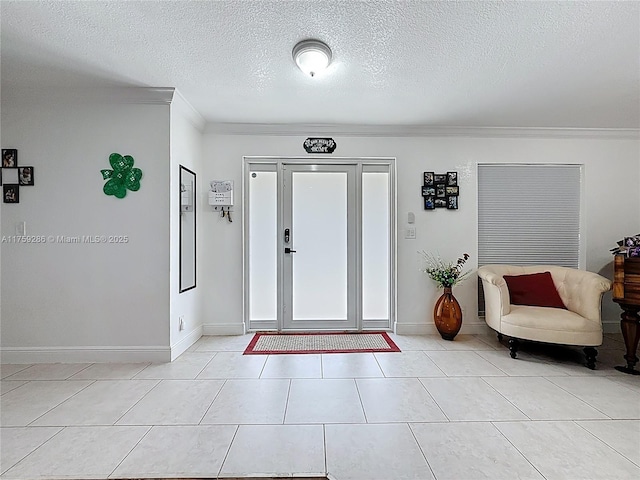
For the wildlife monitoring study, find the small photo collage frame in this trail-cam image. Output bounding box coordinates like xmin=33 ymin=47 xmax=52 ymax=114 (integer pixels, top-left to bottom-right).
xmin=422 ymin=171 xmax=458 ymax=210
xmin=1 ymin=149 xmax=35 ymax=204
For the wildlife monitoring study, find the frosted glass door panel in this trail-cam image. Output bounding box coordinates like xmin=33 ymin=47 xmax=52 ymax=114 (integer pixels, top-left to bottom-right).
xmin=362 ymin=172 xmax=390 ymax=319
xmin=249 ymin=171 xmax=277 ymax=320
xmin=292 ymin=172 xmax=347 ymax=320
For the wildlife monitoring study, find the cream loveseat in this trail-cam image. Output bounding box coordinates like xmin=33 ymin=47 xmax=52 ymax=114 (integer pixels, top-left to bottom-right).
xmin=478 ymin=265 xmax=612 ymax=369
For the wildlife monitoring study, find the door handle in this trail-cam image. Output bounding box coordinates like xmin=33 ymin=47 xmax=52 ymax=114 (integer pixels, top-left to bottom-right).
xmin=284 ymin=247 xmax=297 ymax=254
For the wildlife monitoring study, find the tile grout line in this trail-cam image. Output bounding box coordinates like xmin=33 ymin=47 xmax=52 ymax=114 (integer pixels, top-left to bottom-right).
xmin=257 ymin=353 xmax=269 ymax=378
xmin=0 ymin=364 xmax=34 ymax=380
xmin=129 ymin=362 xmax=153 ymax=380
xmin=421 ymin=350 xmax=449 ymax=377
xmin=353 ymin=378 xmax=369 ymax=423
xmin=106 ymin=425 xmax=153 ymax=479
xmin=322 ymin=423 xmax=328 ymax=477
xmin=0 ymin=379 xmax=29 ymax=396
xmin=198 ymin=378 xmax=228 ymax=425
xmin=194 ymin=351 xmax=218 ymax=379
xmin=24 ymin=379 xmax=97 ymax=427
xmin=407 ymin=422 xmax=438 ymax=480
xmin=478 ymin=376 xmax=532 ymax=421
xmin=541 ymin=375 xmax=616 ymax=420
xmin=573 ymin=420 xmax=640 ymax=469
xmin=282 ymin=378 xmax=293 ymax=424
xmin=112 ymin=379 xmax=163 ymax=425
xmin=489 ymin=420 xmax=549 ymax=480
xmin=217 ymin=424 xmax=241 ymax=478
xmin=0 ymin=426 xmax=65 ymax=476
xmin=65 ymin=362 xmax=95 ymax=379
xmin=371 ymin=352 xmax=387 ymax=377
xmin=415 ymin=377 xmax=451 ymax=423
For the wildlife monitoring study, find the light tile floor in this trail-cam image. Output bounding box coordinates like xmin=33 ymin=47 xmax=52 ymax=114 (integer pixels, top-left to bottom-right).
xmin=1 ymin=333 xmax=639 ymax=480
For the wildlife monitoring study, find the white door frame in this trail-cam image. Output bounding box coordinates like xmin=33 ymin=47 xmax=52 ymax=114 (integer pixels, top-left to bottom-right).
xmin=243 ymin=156 xmax=396 ymax=333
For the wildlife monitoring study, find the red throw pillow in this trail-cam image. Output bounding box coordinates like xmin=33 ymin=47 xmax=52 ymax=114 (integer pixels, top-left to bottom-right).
xmin=503 ymin=271 xmax=566 ymax=309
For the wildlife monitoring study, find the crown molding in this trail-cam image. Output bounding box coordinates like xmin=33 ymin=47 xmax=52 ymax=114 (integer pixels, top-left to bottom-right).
xmin=171 ymin=89 xmax=206 ymax=132
xmin=204 ymin=122 xmax=640 ymax=139
xmin=1 ymin=86 xmax=176 ymax=105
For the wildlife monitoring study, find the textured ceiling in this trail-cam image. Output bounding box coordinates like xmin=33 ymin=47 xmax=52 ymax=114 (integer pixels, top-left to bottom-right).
xmin=1 ymin=1 xmax=638 ymax=128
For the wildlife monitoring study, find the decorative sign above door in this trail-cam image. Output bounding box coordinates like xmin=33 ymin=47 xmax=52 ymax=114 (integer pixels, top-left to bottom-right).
xmin=303 ymin=137 xmax=337 ymax=154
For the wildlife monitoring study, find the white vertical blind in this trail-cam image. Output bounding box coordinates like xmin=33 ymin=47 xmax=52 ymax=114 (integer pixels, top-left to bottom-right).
xmin=478 ymin=164 xmax=582 ymax=268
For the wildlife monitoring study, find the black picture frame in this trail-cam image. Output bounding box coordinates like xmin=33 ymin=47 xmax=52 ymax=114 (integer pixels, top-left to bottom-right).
xmin=2 ymin=149 xmax=18 ymax=168
xmin=422 ymin=186 xmax=435 ymax=197
xmin=18 ymin=166 xmax=34 ymax=186
xmin=179 ymin=165 xmax=197 ymax=293
xmin=624 ymin=237 xmax=639 ymax=247
xmin=3 ymin=184 xmax=19 ymax=203
xmin=424 ymin=196 xmax=435 ymax=210
xmin=422 ymin=170 xmax=460 ymax=211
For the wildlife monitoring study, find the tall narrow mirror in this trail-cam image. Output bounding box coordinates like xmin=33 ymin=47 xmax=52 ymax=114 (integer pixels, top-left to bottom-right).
xmin=179 ymin=165 xmax=196 ymax=292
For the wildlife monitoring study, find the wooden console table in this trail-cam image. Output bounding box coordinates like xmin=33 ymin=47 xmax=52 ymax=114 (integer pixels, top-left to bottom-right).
xmin=613 ymin=255 xmax=640 ymax=375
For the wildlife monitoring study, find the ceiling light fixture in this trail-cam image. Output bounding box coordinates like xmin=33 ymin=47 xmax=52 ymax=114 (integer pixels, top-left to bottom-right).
xmin=292 ymin=39 xmax=332 ymax=77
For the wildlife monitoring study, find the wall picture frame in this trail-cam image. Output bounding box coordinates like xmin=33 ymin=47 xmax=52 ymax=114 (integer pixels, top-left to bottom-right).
xmin=18 ymin=166 xmax=34 ymax=186
xmin=423 ymin=171 xmax=434 ymax=186
xmin=424 ymin=196 xmax=435 ymax=209
xmin=3 ymin=184 xmax=19 ymax=203
xmin=422 ymin=186 xmax=435 ymax=196
xmin=2 ymin=149 xmax=17 ymax=168
xmin=422 ymin=170 xmax=460 ymax=211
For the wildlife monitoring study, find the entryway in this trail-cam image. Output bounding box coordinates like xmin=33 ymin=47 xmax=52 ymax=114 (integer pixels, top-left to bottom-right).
xmin=244 ymin=157 xmax=395 ymax=332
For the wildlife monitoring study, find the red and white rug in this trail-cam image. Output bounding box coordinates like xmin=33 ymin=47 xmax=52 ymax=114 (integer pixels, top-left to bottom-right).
xmin=243 ymin=332 xmax=400 ymax=355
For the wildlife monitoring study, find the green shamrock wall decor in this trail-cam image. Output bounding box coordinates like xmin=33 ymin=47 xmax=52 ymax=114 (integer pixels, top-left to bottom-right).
xmin=101 ymin=153 xmax=143 ymax=198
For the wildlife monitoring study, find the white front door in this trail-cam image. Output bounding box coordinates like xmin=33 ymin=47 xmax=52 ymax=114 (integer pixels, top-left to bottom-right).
xmin=282 ymin=164 xmax=357 ymax=331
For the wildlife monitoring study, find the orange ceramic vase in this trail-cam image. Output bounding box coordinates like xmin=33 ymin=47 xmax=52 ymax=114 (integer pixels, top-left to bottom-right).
xmin=433 ymin=286 xmax=462 ymax=340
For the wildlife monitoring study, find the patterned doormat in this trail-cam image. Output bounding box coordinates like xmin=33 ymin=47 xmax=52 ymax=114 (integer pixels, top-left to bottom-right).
xmin=243 ymin=332 xmax=400 ymax=355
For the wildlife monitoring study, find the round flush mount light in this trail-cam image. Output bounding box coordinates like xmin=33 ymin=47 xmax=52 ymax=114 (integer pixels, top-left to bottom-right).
xmin=292 ymin=39 xmax=332 ymax=77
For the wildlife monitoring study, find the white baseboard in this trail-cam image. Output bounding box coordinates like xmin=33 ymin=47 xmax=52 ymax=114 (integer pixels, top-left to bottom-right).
xmin=202 ymin=322 xmax=246 ymax=336
xmin=170 ymin=325 xmax=203 ymax=361
xmin=395 ymin=322 xmax=492 ymax=336
xmin=0 ymin=345 xmax=171 ymax=364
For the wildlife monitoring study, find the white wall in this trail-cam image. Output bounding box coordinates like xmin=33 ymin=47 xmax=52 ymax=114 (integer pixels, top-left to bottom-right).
xmin=169 ymin=93 xmax=205 ymax=359
xmin=201 ymin=132 xmax=640 ymax=334
xmin=1 ymin=89 xmax=172 ymax=362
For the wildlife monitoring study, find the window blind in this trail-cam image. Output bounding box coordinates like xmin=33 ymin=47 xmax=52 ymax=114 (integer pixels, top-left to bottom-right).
xmin=477 ymin=164 xmax=582 ymax=313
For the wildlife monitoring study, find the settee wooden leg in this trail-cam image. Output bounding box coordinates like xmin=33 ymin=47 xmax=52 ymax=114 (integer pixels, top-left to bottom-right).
xmin=497 ymin=332 xmax=503 ymax=342
xmin=509 ymin=338 xmax=519 ymax=359
xmin=584 ymin=347 xmax=598 ymax=370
